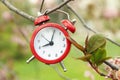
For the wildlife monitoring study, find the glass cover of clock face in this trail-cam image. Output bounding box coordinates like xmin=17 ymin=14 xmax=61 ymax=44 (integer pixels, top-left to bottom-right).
xmin=34 ymin=27 xmax=67 ymax=60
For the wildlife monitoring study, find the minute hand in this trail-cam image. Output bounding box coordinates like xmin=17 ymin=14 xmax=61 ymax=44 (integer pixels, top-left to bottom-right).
xmin=51 ymin=30 xmax=55 ymax=41
xmin=41 ymin=34 xmax=50 ymax=42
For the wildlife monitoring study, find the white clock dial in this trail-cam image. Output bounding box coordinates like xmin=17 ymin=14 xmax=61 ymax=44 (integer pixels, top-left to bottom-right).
xmin=34 ymin=27 xmax=67 ymax=60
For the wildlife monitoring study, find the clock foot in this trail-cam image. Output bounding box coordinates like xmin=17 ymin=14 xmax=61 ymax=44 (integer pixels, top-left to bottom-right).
xmin=26 ymin=55 xmax=35 ymax=64
xmin=59 ymin=61 xmax=67 ymax=72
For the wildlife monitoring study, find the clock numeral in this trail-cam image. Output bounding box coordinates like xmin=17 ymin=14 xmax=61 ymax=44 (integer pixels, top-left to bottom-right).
xmin=43 ymin=51 xmax=45 ymax=54
xmin=59 ymin=32 xmax=61 ymax=35
xmin=38 ymin=40 xmax=40 ymax=43
xmin=63 ymin=37 xmax=65 ymax=41
xmin=48 ymin=54 xmax=51 ymax=57
xmin=39 ymin=46 xmax=41 ymax=49
xmin=55 ymin=54 xmax=58 ymax=57
xmin=60 ymin=50 xmax=63 ymax=53
xmin=63 ymin=44 xmax=65 ymax=47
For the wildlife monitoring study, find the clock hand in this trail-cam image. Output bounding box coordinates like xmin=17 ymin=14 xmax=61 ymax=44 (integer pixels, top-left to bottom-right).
xmin=42 ymin=43 xmax=50 ymax=47
xmin=51 ymin=29 xmax=55 ymax=41
xmin=41 ymin=34 xmax=50 ymax=42
xmin=42 ymin=41 xmax=54 ymax=47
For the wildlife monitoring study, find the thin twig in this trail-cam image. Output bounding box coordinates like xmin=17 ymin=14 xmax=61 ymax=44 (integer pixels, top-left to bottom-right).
xmin=67 ymin=36 xmax=119 ymax=75
xmin=0 ymin=0 xmax=35 ymax=21
xmin=45 ymin=0 xmax=74 ymax=15
xmin=66 ymin=4 xmax=97 ymax=33
xmin=66 ymin=4 xmax=120 ymax=47
xmin=67 ymin=36 xmax=107 ymax=76
xmin=0 ymin=0 xmax=74 ymax=22
xmin=17 ymin=27 xmax=29 ymax=43
xmin=66 ymin=5 xmax=120 ymax=71
xmin=88 ymin=60 xmax=106 ymax=76
xmin=104 ymin=61 xmax=119 ymax=70
xmin=67 ymin=37 xmax=107 ymax=76
xmin=106 ymin=37 xmax=120 ymax=47
xmin=40 ymin=0 xmax=45 ymax=12
xmin=1 ymin=0 xmax=119 ymax=79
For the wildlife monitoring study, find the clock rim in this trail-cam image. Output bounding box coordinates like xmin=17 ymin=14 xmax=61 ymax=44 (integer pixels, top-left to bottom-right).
xmin=30 ymin=23 xmax=71 ymax=64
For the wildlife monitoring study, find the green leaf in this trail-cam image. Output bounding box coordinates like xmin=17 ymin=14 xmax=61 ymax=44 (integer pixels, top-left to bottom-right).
xmin=77 ymin=54 xmax=92 ymax=62
xmin=90 ymin=48 xmax=107 ymax=66
xmin=99 ymin=57 xmax=112 ymax=63
xmin=87 ymin=34 xmax=106 ymax=54
xmin=95 ymin=57 xmax=111 ymax=66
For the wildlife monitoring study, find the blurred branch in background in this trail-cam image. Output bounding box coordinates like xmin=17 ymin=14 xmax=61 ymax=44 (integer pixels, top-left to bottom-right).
xmin=0 ymin=0 xmax=35 ymax=21
xmin=0 ymin=0 xmax=74 ymax=80
xmin=0 ymin=62 xmax=18 ymax=80
xmin=66 ymin=4 xmax=120 ymax=47
xmin=45 ymin=0 xmax=74 ymax=15
xmin=0 ymin=0 xmax=74 ymax=21
xmin=0 ymin=0 xmax=120 ymax=80
xmin=39 ymin=0 xmax=45 ymax=12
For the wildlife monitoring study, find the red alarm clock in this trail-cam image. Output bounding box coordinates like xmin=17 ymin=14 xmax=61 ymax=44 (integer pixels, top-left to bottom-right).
xmin=30 ymin=15 xmax=76 ymax=64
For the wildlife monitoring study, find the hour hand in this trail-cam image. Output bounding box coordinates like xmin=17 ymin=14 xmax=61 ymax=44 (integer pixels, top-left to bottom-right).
xmin=42 ymin=43 xmax=50 ymax=47
xmin=42 ymin=41 xmax=54 ymax=47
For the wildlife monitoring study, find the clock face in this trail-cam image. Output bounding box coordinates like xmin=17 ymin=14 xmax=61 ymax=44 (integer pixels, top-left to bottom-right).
xmin=30 ymin=23 xmax=71 ymax=64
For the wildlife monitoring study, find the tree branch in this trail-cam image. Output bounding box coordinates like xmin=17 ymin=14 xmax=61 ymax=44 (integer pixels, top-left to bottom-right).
xmin=0 ymin=0 xmax=74 ymax=22
xmin=40 ymin=0 xmax=45 ymax=12
xmin=66 ymin=4 xmax=120 ymax=47
xmin=67 ymin=36 xmax=119 ymax=78
xmin=0 ymin=0 xmax=35 ymax=22
xmin=45 ymin=0 xmax=74 ymax=15
xmin=104 ymin=61 xmax=119 ymax=70
xmin=1 ymin=0 xmax=34 ymax=20
xmin=1 ymin=0 xmax=119 ymax=79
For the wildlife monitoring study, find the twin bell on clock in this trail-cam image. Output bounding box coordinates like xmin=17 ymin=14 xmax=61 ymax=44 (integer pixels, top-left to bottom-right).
xmin=28 ymin=14 xmax=76 ymax=66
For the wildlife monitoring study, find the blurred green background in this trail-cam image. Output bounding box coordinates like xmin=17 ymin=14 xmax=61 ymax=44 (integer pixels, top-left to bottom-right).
xmin=0 ymin=0 xmax=120 ymax=80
